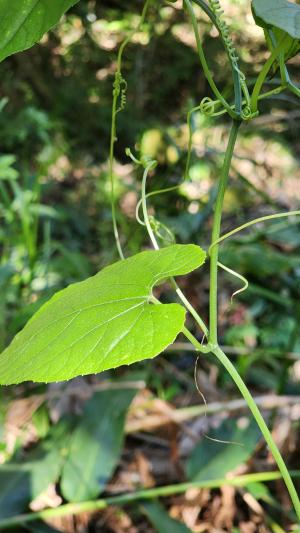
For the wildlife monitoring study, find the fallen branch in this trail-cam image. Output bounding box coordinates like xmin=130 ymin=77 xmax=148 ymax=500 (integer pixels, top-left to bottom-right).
xmin=125 ymin=394 xmax=300 ymax=434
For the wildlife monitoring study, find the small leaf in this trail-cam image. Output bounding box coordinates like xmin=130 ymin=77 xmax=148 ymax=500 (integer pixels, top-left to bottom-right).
xmin=186 ymin=418 xmax=260 ymax=482
xmin=142 ymin=501 xmax=192 ymax=533
xmin=252 ymin=0 xmax=300 ymax=39
xmin=0 ymin=245 xmax=205 ymax=384
xmin=61 ymin=388 xmax=136 ymax=502
xmin=0 ymin=0 xmax=79 ymax=63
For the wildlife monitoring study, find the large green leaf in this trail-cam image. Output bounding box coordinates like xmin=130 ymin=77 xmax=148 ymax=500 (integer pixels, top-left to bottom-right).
xmin=142 ymin=501 xmax=192 ymax=533
xmin=0 ymin=0 xmax=79 ymax=63
xmin=61 ymin=388 xmax=136 ymax=502
xmin=252 ymin=0 xmax=300 ymax=39
xmin=0 ymin=245 xmax=205 ymax=384
xmin=186 ymin=418 xmax=261 ymax=482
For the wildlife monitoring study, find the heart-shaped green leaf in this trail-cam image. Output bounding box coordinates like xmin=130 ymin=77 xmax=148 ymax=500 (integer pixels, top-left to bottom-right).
xmin=0 ymin=245 xmax=206 ymax=384
xmin=252 ymin=0 xmax=300 ymax=39
xmin=0 ymin=0 xmax=79 ymax=63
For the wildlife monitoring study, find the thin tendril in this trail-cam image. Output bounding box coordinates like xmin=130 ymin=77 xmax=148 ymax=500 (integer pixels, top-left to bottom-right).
xmin=141 ymin=161 xmax=209 ymax=335
xmin=209 ymin=210 xmax=300 ymax=253
xmin=207 ymin=0 xmax=243 ymax=115
xmin=128 ymin=150 xmax=209 ymax=337
xmin=204 ymin=433 xmax=243 ymax=446
xmin=191 ymin=0 xmax=245 ymax=115
xmin=136 ymin=185 xmax=179 ymax=226
xmin=185 ymin=85 xmax=283 ymax=186
xmin=192 ymin=85 xmax=285 ymax=122
xmin=218 ymin=261 xmax=249 ymax=303
xmin=109 ymin=0 xmax=152 ymax=260
xmin=194 ymin=354 xmax=243 ymax=447
xmin=207 ymin=212 xmax=300 ymax=304
xmin=184 ymin=0 xmax=238 ymax=119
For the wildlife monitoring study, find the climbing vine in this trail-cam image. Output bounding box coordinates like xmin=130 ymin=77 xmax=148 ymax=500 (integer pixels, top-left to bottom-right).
xmin=0 ymin=0 xmax=300 ymax=523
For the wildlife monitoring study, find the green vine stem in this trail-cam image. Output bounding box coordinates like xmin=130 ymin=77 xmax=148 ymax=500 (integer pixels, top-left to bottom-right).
xmin=267 ymin=28 xmax=300 ymax=100
xmin=0 ymin=471 xmax=299 ymax=530
xmin=184 ymin=0 xmax=238 ymax=119
xmin=211 ymin=345 xmax=300 ymax=520
xmin=279 ymin=53 xmax=300 ymax=99
xmin=190 ymin=0 xmax=243 ymax=115
xmin=206 ymin=120 xmax=300 ymax=518
xmin=209 ymin=119 xmax=240 ymax=345
xmin=250 ymin=35 xmax=289 ymax=113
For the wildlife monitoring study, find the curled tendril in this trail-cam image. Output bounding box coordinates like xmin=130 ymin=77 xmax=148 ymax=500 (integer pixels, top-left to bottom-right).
xmin=208 ymin=211 xmax=300 ymax=304
xmin=200 ymin=96 xmax=217 ymax=116
xmin=207 ymin=0 xmax=254 ymax=116
xmin=113 ymin=72 xmax=127 ymax=114
xmin=126 ymin=148 xmax=171 ymax=249
xmin=135 ymin=185 xmax=179 ymax=225
xmin=125 ymin=147 xmax=155 ymax=168
xmin=127 ymin=146 xmax=208 ymax=335
xmin=208 ymin=0 xmax=239 ymax=68
xmin=150 ymin=217 xmax=176 ymax=245
xmin=241 ymin=105 xmax=255 ymax=121
xmin=126 ymin=147 xmax=178 ymax=245
xmin=109 ymin=0 xmax=152 ymax=260
xmin=185 ymin=95 xmax=228 ymax=180
xmin=218 ymin=261 xmax=249 ymax=303
xmin=199 ymin=96 xmax=228 ymax=117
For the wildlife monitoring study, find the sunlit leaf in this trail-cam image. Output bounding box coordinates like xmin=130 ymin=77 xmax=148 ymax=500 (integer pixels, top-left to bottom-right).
xmin=0 ymin=244 xmax=206 ymax=384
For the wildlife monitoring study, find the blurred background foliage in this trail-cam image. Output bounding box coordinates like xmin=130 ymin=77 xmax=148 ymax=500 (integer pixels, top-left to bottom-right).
xmin=0 ymin=0 xmax=300 ymax=531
